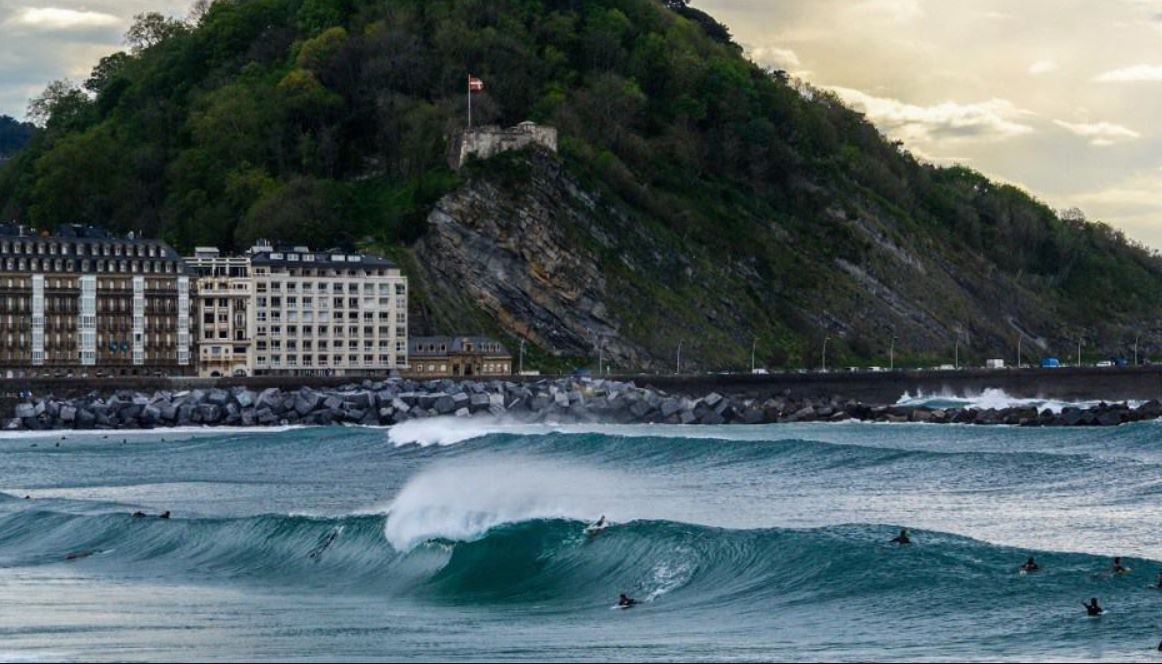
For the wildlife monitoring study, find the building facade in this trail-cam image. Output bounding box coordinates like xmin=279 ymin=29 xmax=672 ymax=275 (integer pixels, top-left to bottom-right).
xmin=186 ymin=243 xmax=409 ymax=377
xmin=408 ymin=336 xmax=512 ymax=377
xmin=185 ymin=247 xmax=252 ymax=377
xmin=0 ymin=224 xmax=193 ymax=378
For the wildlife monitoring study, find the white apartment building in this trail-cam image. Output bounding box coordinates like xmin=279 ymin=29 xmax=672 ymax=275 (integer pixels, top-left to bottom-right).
xmin=186 ymin=243 xmax=408 ymax=377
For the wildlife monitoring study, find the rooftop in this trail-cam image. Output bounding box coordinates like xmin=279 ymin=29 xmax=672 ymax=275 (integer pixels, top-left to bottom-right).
xmin=409 ymin=336 xmax=511 ymax=357
xmin=248 ymin=243 xmax=396 ymax=269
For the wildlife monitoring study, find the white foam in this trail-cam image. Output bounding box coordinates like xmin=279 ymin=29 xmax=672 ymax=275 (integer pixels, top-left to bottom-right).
xmin=386 ymin=416 xmax=795 ymax=448
xmin=383 ymin=458 xmax=631 ymax=551
xmin=896 ymin=388 xmax=1140 ymax=414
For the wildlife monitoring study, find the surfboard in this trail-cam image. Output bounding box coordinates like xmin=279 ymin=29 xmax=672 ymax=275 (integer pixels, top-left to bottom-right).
xmin=584 ymin=522 xmax=609 ymax=537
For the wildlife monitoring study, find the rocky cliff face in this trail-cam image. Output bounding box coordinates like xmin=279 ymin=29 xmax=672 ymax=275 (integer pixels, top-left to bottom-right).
xmin=405 ymin=147 xmax=1150 ymax=371
xmin=409 ymin=149 xmax=653 ymax=369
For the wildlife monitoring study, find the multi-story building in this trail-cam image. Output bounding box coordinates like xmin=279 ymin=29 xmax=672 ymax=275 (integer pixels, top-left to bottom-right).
xmin=186 ymin=243 xmax=409 ymax=377
xmin=0 ymin=224 xmax=193 ymax=378
xmin=185 ymin=247 xmax=252 ymax=377
xmin=407 ymin=336 xmax=512 ymax=377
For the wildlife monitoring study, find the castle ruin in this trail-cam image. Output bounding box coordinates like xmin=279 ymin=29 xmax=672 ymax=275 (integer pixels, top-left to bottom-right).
xmin=448 ymin=121 xmax=558 ymax=170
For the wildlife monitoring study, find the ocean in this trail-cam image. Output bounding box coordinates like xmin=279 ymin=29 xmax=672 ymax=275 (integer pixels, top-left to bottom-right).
xmin=3 ymin=397 xmax=1162 ymax=661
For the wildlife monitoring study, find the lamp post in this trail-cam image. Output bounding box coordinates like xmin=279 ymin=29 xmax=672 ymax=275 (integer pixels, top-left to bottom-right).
xmin=519 ymin=339 xmax=525 ymax=375
xmin=1135 ymin=334 xmax=1141 ymax=367
xmin=676 ymin=341 xmax=682 ymax=375
xmin=955 ymin=335 xmax=960 ymax=370
xmin=822 ymin=336 xmax=831 ymax=373
xmin=1077 ymin=337 xmax=1082 ymax=368
xmin=751 ymin=338 xmax=757 ymax=374
xmin=1017 ymin=333 xmax=1023 ymax=369
xmin=890 ymin=336 xmax=897 ymax=371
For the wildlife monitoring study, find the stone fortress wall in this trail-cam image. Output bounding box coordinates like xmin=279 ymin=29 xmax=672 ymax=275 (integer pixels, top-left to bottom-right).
xmin=449 ymin=121 xmax=558 ymax=169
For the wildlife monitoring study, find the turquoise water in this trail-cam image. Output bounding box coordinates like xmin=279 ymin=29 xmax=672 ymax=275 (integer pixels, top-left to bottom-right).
xmin=2 ymin=420 xmax=1162 ymax=661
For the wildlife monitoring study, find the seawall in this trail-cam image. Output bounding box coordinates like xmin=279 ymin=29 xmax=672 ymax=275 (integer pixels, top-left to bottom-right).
xmin=4 ymin=366 xmax=1160 ymax=416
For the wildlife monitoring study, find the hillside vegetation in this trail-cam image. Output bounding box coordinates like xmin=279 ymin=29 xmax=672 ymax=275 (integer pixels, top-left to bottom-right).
xmin=2 ymin=0 xmax=1161 ymax=369
xmin=0 ymin=115 xmax=35 ymax=160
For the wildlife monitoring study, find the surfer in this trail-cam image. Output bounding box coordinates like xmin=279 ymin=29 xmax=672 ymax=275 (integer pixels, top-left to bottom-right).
xmin=585 ymin=515 xmax=609 ymax=538
xmin=1083 ymin=598 xmax=1104 ymax=616
xmin=618 ymin=593 xmax=638 ymax=608
xmin=132 ymin=511 xmax=146 ymax=518
xmin=1111 ymin=557 xmax=1129 ymax=575
xmin=159 ymin=511 xmax=171 ymax=520
xmin=65 ymin=550 xmax=94 ymax=561
xmin=890 ymin=528 xmax=911 ymax=545
xmin=1155 ymin=570 xmax=1162 ymax=588
xmin=1020 ymin=557 xmax=1040 ymax=573
xmin=308 ymin=528 xmax=341 ymax=561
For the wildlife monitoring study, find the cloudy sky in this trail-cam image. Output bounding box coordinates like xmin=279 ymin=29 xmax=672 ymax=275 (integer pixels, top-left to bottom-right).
xmin=2 ymin=0 xmax=1162 ymax=246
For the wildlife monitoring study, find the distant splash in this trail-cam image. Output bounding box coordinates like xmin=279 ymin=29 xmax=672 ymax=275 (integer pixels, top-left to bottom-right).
xmin=896 ymin=387 xmax=1140 ymax=414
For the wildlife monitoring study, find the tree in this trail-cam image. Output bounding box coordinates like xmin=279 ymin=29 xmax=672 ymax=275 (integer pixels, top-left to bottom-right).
xmin=84 ymin=52 xmax=132 ymax=95
xmin=26 ymin=80 xmax=90 ymax=130
xmin=125 ymin=12 xmax=189 ymax=53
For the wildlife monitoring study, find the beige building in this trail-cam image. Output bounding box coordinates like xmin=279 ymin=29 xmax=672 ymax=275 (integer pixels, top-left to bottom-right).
xmin=408 ymin=336 xmax=512 ymax=377
xmin=185 ymin=248 xmax=252 ymax=377
xmin=0 ymin=224 xmax=193 ymax=378
xmin=187 ymin=243 xmax=409 ymax=377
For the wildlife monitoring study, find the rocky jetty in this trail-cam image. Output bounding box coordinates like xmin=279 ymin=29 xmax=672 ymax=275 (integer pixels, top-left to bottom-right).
xmin=5 ymin=378 xmax=1162 ymax=431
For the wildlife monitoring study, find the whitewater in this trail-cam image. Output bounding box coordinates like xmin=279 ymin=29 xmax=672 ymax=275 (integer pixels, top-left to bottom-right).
xmin=3 ymin=408 xmax=1162 ymax=661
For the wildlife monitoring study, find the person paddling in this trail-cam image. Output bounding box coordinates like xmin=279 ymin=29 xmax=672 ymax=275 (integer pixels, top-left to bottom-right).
xmin=1021 ymin=557 xmax=1040 ymax=573
xmin=1111 ymin=557 xmax=1129 ymax=575
xmin=1083 ymin=598 xmax=1104 ymax=616
xmin=890 ymin=528 xmax=911 ymax=545
xmin=618 ymin=593 xmax=639 ymax=608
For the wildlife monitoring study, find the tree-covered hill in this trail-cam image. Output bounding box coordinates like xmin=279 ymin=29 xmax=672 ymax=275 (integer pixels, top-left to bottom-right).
xmin=0 ymin=115 xmax=35 ymax=160
xmin=2 ymin=0 xmax=1160 ymax=369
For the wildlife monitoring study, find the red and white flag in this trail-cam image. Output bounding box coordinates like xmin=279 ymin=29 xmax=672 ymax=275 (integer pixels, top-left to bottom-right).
xmin=468 ymin=76 xmax=484 ymax=92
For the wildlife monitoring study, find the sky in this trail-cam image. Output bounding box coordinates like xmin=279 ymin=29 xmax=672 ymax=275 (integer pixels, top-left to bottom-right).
xmin=2 ymin=0 xmax=1162 ymax=246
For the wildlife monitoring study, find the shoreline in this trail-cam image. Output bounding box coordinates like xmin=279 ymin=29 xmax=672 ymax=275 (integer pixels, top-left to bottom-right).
xmin=6 ymin=377 xmax=1161 ymax=431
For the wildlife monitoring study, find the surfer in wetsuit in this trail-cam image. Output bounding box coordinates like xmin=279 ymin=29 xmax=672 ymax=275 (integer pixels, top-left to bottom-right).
xmin=618 ymin=593 xmax=638 ymax=608
xmin=1111 ymin=557 xmax=1128 ymax=574
xmin=1155 ymin=570 xmax=1162 ymax=588
xmin=1021 ymin=557 xmax=1040 ymax=573
xmin=159 ymin=511 xmax=171 ymax=520
xmin=890 ymin=528 xmax=911 ymax=545
xmin=1083 ymin=598 xmax=1103 ymax=616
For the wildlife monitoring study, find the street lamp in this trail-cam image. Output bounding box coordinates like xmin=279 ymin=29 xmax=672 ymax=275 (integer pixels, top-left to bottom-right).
xmin=890 ymin=335 xmax=897 ymax=371
xmin=1017 ymin=333 xmax=1023 ymax=369
xmin=751 ymin=338 xmax=757 ymax=373
xmin=1135 ymin=334 xmax=1141 ymax=367
xmin=591 ymin=331 xmax=604 ymax=375
xmin=1076 ymin=336 xmax=1082 ymax=368
xmin=519 ymin=339 xmax=526 ymax=375
xmin=822 ymin=336 xmax=831 ymax=373
xmin=676 ymin=341 xmax=682 ymax=375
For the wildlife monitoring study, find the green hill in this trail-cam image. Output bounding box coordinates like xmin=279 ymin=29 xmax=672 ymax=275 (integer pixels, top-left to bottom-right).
xmin=0 ymin=115 xmax=35 ymax=160
xmin=2 ymin=0 xmax=1161 ymax=370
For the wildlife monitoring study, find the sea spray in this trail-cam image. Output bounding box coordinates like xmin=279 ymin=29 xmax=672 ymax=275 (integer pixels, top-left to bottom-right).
xmin=383 ymin=458 xmax=628 ymax=551
xmin=896 ymin=387 xmax=1141 ymax=414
